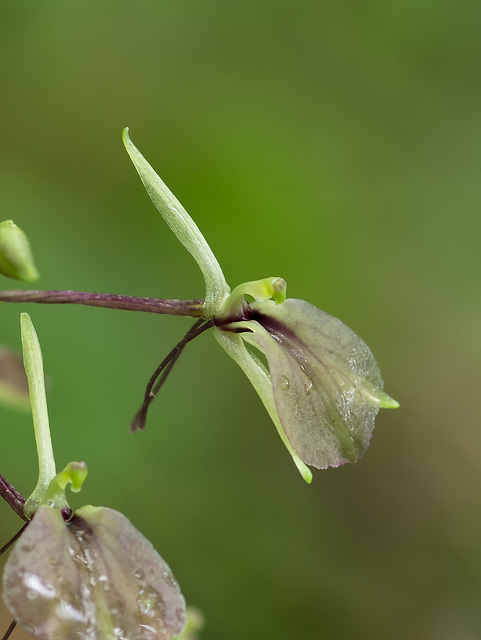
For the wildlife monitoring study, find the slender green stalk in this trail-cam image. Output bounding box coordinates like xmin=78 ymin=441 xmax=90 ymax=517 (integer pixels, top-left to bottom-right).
xmin=20 ymin=313 xmax=56 ymax=518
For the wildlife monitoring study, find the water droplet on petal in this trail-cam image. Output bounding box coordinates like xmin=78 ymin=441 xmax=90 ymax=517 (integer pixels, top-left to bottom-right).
xmin=137 ymin=587 xmax=160 ymax=617
xmin=23 ymin=573 xmax=57 ymax=599
xmin=55 ymin=602 xmax=88 ymax=623
xmin=280 ymin=375 xmax=290 ymax=391
xmin=299 ymin=364 xmax=313 ymax=396
xmin=139 ymin=623 xmax=157 ymax=634
xmin=304 ymin=376 xmax=313 ymax=395
xmin=81 ymin=584 xmax=92 ymax=599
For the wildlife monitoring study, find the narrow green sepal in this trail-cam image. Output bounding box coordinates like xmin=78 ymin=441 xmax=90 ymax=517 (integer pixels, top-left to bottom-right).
xmin=213 ymin=328 xmax=313 ymax=483
xmin=0 ymin=220 xmax=39 ymax=282
xmin=21 ymin=313 xmax=57 ymax=519
xmin=122 ymin=128 xmax=229 ymax=317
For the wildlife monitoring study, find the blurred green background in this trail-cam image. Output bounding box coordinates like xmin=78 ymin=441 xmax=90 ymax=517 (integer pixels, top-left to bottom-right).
xmin=1 ymin=1 xmax=480 ymax=639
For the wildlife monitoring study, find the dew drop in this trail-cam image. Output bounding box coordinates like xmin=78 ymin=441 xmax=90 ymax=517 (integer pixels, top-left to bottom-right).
xmin=280 ymin=375 xmax=290 ymax=391
xmin=55 ymin=602 xmax=88 ymax=623
xmin=137 ymin=588 xmax=159 ymax=616
xmin=98 ymin=574 xmax=110 ymax=591
xmin=84 ymin=547 xmax=97 ymax=567
xmin=23 ymin=573 xmax=57 ymax=599
xmin=139 ymin=623 xmax=157 ymax=634
xmin=81 ymin=584 xmax=92 ymax=598
xmin=299 ymin=365 xmax=313 ymax=395
xmin=304 ymin=376 xmax=313 ymax=395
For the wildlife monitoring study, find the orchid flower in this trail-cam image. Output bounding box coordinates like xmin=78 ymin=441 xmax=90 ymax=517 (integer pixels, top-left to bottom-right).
xmin=0 ymin=129 xmax=398 ymax=483
xmin=1 ymin=314 xmax=186 ymax=640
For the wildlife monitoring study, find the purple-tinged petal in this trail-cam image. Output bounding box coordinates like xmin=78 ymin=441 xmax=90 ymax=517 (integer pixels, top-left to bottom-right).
xmin=242 ymin=299 xmax=397 ymax=469
xmin=2 ymin=505 xmax=186 ymax=640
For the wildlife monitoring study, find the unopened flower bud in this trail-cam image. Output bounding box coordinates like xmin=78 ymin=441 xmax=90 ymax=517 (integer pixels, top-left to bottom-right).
xmin=0 ymin=220 xmax=39 ymax=282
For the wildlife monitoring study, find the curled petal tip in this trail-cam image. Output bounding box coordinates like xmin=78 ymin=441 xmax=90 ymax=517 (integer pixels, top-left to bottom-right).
xmin=361 ymin=383 xmax=399 ymax=409
xmin=380 ymin=393 xmax=400 ymax=409
xmin=298 ymin=461 xmax=313 ymax=484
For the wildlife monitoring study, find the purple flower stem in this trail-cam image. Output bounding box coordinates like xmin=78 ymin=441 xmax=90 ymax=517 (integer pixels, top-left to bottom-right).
xmin=0 ymin=290 xmax=205 ymax=318
xmin=0 ymin=473 xmax=27 ymax=522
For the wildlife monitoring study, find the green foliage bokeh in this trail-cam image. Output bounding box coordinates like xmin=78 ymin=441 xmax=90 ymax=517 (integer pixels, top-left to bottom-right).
xmin=1 ymin=2 xmax=480 ymax=639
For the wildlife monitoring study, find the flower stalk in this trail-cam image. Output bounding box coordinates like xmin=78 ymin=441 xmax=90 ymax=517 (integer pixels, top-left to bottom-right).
xmin=0 ymin=474 xmax=27 ymax=522
xmin=0 ymin=290 xmax=204 ymax=317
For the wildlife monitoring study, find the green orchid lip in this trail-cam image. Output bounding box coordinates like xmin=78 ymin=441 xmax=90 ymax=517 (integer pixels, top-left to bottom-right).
xmin=0 ymin=130 xmax=399 ymax=483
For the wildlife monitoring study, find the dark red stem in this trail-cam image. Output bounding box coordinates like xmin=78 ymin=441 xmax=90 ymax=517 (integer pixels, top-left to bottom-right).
xmin=0 ymin=473 xmax=27 ymax=522
xmin=0 ymin=290 xmax=205 ymax=318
